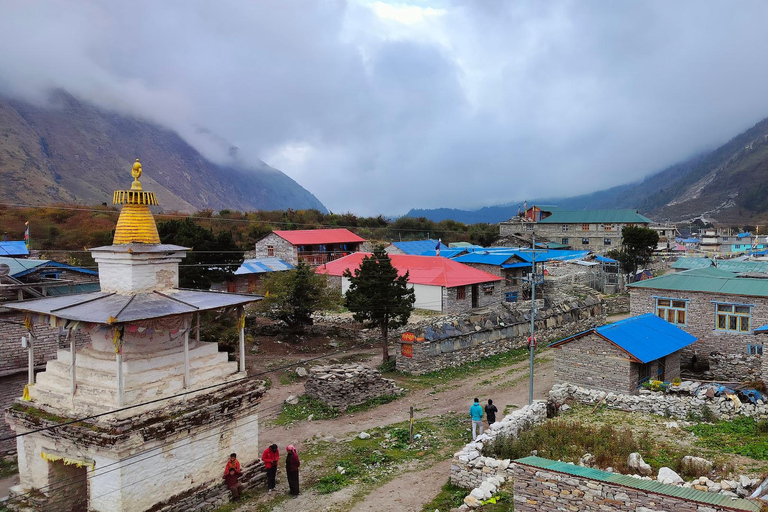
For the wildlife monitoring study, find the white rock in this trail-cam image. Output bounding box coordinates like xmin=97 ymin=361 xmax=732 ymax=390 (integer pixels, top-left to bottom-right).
xmin=296 ymin=367 xmax=308 ymax=377
xmin=560 ymin=404 xmax=571 ymax=412
xmin=358 ymin=432 xmax=371 ymax=439
xmin=285 ymin=395 xmax=299 ymax=405
xmin=739 ymin=475 xmax=752 ymax=488
xmin=657 ymin=467 xmax=684 ymax=485
xmin=628 ymin=453 xmax=652 ymax=476
xmin=681 ymin=456 xmax=713 ymax=475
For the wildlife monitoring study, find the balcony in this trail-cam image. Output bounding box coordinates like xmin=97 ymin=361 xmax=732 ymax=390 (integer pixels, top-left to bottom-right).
xmin=298 ymin=251 xmax=349 ymax=266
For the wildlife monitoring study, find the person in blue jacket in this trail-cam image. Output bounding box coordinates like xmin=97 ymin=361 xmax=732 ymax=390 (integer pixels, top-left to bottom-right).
xmin=469 ymin=397 xmax=484 ymax=440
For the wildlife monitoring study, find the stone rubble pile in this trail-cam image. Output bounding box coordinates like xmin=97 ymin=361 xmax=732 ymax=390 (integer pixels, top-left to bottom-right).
xmin=450 ymin=402 xmax=547 ymax=509
xmin=550 ymin=382 xmax=768 ymax=420
xmin=304 ymin=364 xmax=402 ymax=410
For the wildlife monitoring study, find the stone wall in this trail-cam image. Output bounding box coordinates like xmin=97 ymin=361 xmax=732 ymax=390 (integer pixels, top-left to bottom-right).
xmin=442 ymin=281 xmax=502 ymax=315
xmin=510 ymin=462 xmax=759 ymax=512
xmin=604 ymin=293 xmax=630 ymax=315
xmin=0 ymin=372 xmax=29 ymax=458
xmin=305 ymin=364 xmax=402 ymax=410
xmin=396 ymin=298 xmax=605 ymax=375
xmin=553 ymin=334 xmax=637 ymax=394
xmin=629 ymin=287 xmax=767 ymax=370
xmin=450 ymin=402 xmax=547 ymax=490
xmin=0 ymin=312 xmax=92 ymax=376
xmin=550 ymin=383 xmax=768 ymax=420
xmin=250 ymin=233 xmax=296 ymax=264
xmin=709 ymin=353 xmax=763 ymax=382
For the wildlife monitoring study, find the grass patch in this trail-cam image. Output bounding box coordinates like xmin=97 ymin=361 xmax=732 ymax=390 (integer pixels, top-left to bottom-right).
xmin=278 ymin=370 xmax=299 ymax=385
xmin=395 ymin=348 xmax=532 ymax=389
xmin=483 ymin=418 xmax=688 ymax=475
xmin=347 ymin=394 xmax=402 ymax=413
xmin=421 ymin=480 xmax=468 ymax=511
xmin=274 ymin=395 xmax=339 ymax=425
xmin=687 ymin=417 xmax=768 ymax=459
xmin=0 ymin=457 xmax=18 ymax=478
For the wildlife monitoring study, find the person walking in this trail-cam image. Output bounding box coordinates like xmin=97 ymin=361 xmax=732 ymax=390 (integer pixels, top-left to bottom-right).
xmin=469 ymin=398 xmax=484 ymax=440
xmin=285 ymin=444 xmax=301 ymax=497
xmin=262 ymin=444 xmax=280 ymax=491
xmin=485 ymin=399 xmax=498 ymax=426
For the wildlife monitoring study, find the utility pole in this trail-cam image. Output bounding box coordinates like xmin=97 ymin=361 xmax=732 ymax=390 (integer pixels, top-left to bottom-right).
xmin=528 ymin=234 xmax=536 ymax=405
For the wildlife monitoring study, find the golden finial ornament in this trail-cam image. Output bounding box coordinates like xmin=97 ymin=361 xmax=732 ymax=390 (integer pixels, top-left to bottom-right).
xmin=130 ymin=159 xmax=143 ymax=190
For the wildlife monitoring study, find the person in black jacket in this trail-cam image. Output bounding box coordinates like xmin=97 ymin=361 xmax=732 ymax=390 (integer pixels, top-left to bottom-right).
xmin=485 ymin=399 xmax=498 ymax=425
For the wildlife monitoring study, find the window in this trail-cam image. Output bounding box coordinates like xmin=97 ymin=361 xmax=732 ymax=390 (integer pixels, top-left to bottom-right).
xmin=604 ymin=238 xmax=611 ymax=246
xmin=456 ymin=287 xmax=466 ymax=300
xmin=581 ymin=238 xmax=590 ymax=245
xmin=561 ymin=238 xmax=569 ymax=245
xmin=525 ymin=224 xmax=534 ymax=231
xmin=581 ymin=224 xmax=590 ymax=231
xmin=715 ymin=303 xmax=751 ymax=333
xmin=267 ymin=245 xmax=275 ymax=257
xmin=748 ymin=344 xmax=763 ymax=356
xmin=504 ymin=291 xmax=519 ymax=303
xmin=482 ymin=283 xmax=494 ymax=295
xmin=561 ymin=225 xmax=569 ymax=232
xmin=604 ymin=224 xmax=614 ymax=231
xmin=656 ymin=298 xmax=687 ymax=325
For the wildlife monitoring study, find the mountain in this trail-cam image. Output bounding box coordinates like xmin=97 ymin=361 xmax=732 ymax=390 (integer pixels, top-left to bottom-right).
xmin=0 ymin=92 xmax=327 ymax=213
xmin=407 ymin=116 xmax=768 ymax=224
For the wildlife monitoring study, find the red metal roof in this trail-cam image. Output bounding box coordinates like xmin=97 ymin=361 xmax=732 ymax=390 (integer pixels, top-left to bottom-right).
xmin=273 ymin=229 xmax=366 ymax=246
xmin=316 ymin=253 xmax=502 ymax=288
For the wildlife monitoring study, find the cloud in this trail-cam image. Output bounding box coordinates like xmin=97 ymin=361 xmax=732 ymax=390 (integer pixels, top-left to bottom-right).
xmin=2 ymin=1 xmax=768 ymax=215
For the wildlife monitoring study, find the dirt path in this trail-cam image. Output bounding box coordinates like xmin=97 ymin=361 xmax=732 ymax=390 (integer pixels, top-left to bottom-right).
xmin=240 ymin=351 xmax=554 ymax=511
xmin=0 ymin=474 xmax=19 ymax=499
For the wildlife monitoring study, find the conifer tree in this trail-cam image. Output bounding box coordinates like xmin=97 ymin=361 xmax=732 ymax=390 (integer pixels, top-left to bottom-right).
xmin=344 ymin=247 xmax=416 ymax=361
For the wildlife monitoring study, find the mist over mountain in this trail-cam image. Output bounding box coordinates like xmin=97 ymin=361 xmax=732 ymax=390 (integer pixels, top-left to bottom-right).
xmin=0 ymin=92 xmax=327 ymax=213
xmin=407 ymin=115 xmax=768 ymax=225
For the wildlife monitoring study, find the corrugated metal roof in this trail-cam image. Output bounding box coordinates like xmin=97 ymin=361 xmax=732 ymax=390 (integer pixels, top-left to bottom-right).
xmin=456 ymin=249 xmax=589 ymax=267
xmin=672 ymin=257 xmax=768 ymax=274
xmin=594 ymin=255 xmax=618 ymax=263
xmin=514 ymin=456 xmax=760 ymax=511
xmin=453 ymin=251 xmax=517 ymax=266
xmin=273 ymin=229 xmax=365 ymax=246
xmin=536 ymin=209 xmax=653 ymax=224
xmin=754 ymin=324 xmax=768 ymax=333
xmin=0 ymin=256 xmax=49 ymax=277
xmin=0 ymin=241 xmax=29 ymax=257
xmin=45 ymin=282 xmax=101 ymax=296
xmin=316 ymin=253 xmax=502 ymax=287
xmin=419 ymin=249 xmax=466 ymax=258
xmin=4 ymin=289 xmax=261 ymax=324
xmin=628 ymin=268 xmax=768 ymax=297
xmin=234 ymin=257 xmax=294 ymax=275
xmin=12 ymin=260 xmax=99 ymax=278
xmin=551 ymin=313 xmax=697 ymax=363
xmin=392 ymin=239 xmax=448 ymax=255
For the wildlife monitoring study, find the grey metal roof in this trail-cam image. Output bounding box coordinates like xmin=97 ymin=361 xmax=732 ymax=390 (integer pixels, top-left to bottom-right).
xmin=4 ymin=288 xmax=262 ymax=324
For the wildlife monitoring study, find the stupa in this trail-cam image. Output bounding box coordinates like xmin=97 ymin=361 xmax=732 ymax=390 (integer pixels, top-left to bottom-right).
xmin=5 ymin=160 xmax=266 ymax=512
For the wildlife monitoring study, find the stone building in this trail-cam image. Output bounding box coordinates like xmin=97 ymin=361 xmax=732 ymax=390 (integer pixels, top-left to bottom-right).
xmin=4 ymin=160 xmax=264 ymax=512
xmin=628 ymin=267 xmax=768 ymax=372
xmin=316 ymin=252 xmax=502 ymax=314
xmin=551 ymin=313 xmax=695 ymax=394
xmin=498 ymin=205 xmax=652 ymax=254
xmin=251 ymin=228 xmax=365 ymax=266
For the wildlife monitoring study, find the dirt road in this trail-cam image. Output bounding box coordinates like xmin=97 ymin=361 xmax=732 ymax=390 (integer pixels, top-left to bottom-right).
xmin=241 ymin=351 xmax=554 ymax=511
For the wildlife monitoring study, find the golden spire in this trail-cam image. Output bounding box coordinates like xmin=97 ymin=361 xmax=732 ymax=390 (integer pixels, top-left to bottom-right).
xmin=112 ymin=159 xmax=161 ymax=245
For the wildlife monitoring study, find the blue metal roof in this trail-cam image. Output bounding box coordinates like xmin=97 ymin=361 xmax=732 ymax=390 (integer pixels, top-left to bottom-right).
xmin=392 ymin=239 xmax=448 ymax=255
xmin=11 ymin=259 xmax=98 ymax=278
xmin=552 ymin=313 xmax=697 ymax=363
xmin=453 ymin=251 xmax=517 ymax=265
xmin=754 ymin=324 xmax=768 ymax=333
xmin=594 ymin=255 xmax=617 ymax=263
xmin=0 ymin=241 xmax=29 ymax=257
xmin=502 ymin=261 xmax=532 ymax=269
xmin=513 ymin=249 xmax=591 ymax=263
xmin=234 ymin=257 xmax=294 ymax=275
xmin=419 ymin=248 xmax=466 ymax=258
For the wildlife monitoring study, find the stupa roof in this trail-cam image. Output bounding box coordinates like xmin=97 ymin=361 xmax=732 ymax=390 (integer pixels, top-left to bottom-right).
xmin=4 ymin=289 xmax=260 ymax=324
xmin=112 ymin=159 xmax=161 ymax=245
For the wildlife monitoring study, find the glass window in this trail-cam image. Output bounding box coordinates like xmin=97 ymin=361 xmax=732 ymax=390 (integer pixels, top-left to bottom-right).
xmin=715 ymin=303 xmax=751 ymax=333
xmin=561 ymin=238 xmax=569 ymax=245
xmin=456 ymin=287 xmax=466 ymax=300
xmin=656 ymin=297 xmax=687 ymax=325
xmin=748 ymin=344 xmax=763 ymax=356
xmin=267 ymin=245 xmax=275 ymax=257
xmin=604 ymin=238 xmax=611 ymax=245
xmin=581 ymin=238 xmax=590 ymax=245
xmin=561 ymin=225 xmax=569 ymax=232
xmin=581 ymin=224 xmax=590 ymax=231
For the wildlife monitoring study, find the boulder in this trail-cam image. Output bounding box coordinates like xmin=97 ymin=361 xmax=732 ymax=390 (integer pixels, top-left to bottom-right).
xmin=657 ymin=467 xmax=684 ymax=485
xmin=680 ymin=456 xmax=713 ymax=475
xmin=628 ymin=453 xmax=652 ymax=476
xmin=358 ymin=432 xmax=371 ymax=440
xmin=285 ymin=395 xmax=299 ymax=405
xmin=296 ymin=367 xmax=308 ymax=377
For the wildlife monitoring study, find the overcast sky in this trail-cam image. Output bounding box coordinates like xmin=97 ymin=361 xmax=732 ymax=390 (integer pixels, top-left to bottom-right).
xmin=2 ymin=1 xmax=768 ymax=216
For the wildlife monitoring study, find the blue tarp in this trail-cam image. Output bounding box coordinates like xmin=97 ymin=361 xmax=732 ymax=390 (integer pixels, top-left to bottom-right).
xmin=594 ymin=255 xmax=618 ymax=263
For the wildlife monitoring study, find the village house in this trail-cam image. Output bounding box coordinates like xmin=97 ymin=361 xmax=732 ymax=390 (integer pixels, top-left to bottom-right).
xmin=316 ymin=252 xmax=502 ymax=314
xmin=498 ymin=205 xmax=653 ymax=254
xmin=551 ymin=313 xmax=696 ymax=394
xmin=628 ymin=267 xmax=768 ymax=376
xmin=4 ymin=161 xmax=264 ymax=512
xmin=671 ymin=257 xmax=768 ymax=274
xmin=251 ymin=228 xmax=365 ymax=266
xmin=211 ymin=256 xmax=294 ymax=294
xmin=385 ymin=239 xmax=448 ymax=255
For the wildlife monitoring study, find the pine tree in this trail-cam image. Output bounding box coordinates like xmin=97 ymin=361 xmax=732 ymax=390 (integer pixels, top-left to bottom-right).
xmin=344 ymin=247 xmax=416 ymax=361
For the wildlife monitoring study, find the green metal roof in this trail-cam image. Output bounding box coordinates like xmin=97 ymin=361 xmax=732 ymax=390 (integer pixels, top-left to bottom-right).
xmin=628 ymin=268 xmax=768 ymax=297
xmin=536 ymin=209 xmax=652 ymax=224
xmin=0 ymin=256 xmax=48 ymax=277
xmin=514 ymin=456 xmax=760 ymax=511
xmin=672 ymin=257 xmax=768 ymax=274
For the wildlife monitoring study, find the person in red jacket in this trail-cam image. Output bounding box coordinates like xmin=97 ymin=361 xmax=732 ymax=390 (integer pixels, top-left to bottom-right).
xmin=285 ymin=444 xmax=300 ymax=497
xmin=224 ymin=453 xmax=241 ymax=477
xmin=223 ymin=467 xmax=244 ymax=501
xmin=262 ymin=444 xmax=279 ymax=491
